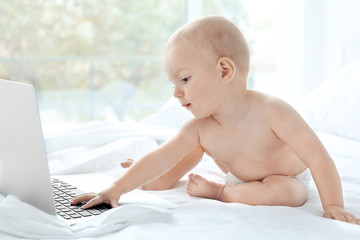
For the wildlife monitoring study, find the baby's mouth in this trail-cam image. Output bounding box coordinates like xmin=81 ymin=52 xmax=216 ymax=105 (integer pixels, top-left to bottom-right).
xmin=182 ymin=103 xmax=191 ymax=108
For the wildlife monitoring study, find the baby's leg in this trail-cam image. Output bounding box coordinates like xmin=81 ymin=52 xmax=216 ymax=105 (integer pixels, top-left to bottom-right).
xmin=187 ymin=174 xmax=308 ymax=207
xmin=121 ymin=146 xmax=204 ymax=190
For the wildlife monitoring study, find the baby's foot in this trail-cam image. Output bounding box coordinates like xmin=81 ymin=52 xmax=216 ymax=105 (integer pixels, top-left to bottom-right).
xmin=186 ymin=174 xmax=224 ymax=200
xmin=120 ymin=159 xmax=134 ymax=168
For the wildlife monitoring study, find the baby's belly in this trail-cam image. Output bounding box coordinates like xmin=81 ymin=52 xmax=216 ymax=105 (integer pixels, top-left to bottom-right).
xmin=216 ymin=155 xmax=307 ymax=182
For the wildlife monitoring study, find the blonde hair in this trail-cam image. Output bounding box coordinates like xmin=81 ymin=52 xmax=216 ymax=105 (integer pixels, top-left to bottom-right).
xmin=166 ymin=15 xmax=250 ymax=79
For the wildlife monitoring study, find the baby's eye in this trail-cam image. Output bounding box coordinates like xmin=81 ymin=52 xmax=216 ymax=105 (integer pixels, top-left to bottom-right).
xmin=181 ymin=76 xmax=191 ymax=82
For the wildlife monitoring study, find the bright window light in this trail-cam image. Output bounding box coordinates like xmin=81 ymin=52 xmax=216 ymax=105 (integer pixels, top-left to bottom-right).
xmin=0 ymin=0 xmax=284 ymax=133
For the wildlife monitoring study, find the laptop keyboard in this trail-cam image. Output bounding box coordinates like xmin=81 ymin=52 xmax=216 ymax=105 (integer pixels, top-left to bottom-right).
xmin=52 ymin=178 xmax=111 ymax=220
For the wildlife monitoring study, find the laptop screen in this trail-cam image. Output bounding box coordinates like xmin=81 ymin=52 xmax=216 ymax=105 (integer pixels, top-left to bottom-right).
xmin=0 ymin=79 xmax=56 ymax=215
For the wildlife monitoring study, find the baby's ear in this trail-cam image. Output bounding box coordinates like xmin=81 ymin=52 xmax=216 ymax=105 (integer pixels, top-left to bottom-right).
xmin=217 ymin=57 xmax=236 ymax=84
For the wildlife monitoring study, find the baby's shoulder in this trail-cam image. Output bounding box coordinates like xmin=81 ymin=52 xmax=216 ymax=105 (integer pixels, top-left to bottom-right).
xmin=182 ymin=117 xmax=212 ymax=129
xmin=251 ymin=91 xmax=302 ymax=125
xmin=252 ymin=91 xmax=293 ymax=112
xmin=178 ymin=117 xmax=215 ymax=136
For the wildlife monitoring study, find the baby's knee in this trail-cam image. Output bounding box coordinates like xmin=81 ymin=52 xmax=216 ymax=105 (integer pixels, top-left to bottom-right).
xmin=263 ymin=176 xmax=308 ymax=206
xmin=279 ymin=178 xmax=308 ymax=206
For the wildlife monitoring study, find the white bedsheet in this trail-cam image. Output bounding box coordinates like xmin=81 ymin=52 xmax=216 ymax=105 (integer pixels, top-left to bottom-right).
xmin=0 ymin=195 xmax=171 ymax=239
xmin=1 ymin=121 xmax=360 ymax=239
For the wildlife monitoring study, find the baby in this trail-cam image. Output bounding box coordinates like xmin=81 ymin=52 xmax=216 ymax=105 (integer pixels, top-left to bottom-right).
xmin=72 ymin=15 xmax=360 ymax=224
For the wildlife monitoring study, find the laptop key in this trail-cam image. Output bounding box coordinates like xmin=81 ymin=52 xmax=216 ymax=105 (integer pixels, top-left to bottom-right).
xmin=79 ymin=211 xmax=92 ymax=217
xmin=69 ymin=213 xmax=82 ymax=219
xmin=86 ymin=209 xmax=102 ymax=215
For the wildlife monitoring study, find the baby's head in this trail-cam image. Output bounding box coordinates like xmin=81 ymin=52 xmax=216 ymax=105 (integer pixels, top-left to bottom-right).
xmin=165 ymin=15 xmax=250 ymax=82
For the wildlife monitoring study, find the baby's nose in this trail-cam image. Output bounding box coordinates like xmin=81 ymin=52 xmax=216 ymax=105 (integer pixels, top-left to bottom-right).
xmin=173 ymin=87 xmax=184 ymax=98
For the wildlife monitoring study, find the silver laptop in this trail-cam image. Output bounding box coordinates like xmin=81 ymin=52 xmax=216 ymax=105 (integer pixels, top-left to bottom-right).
xmin=0 ymin=79 xmax=176 ymax=225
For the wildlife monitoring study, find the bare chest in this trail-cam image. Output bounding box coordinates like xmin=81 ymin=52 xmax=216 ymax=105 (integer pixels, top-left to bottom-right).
xmin=201 ymin=123 xmax=277 ymax=162
xmin=199 ymin=122 xmax=301 ymax=180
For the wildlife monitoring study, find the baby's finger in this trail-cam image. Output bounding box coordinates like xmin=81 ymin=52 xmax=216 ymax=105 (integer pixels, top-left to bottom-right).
xmin=346 ymin=214 xmax=360 ymax=225
xmin=71 ymin=193 xmax=97 ymax=205
xmin=345 ymin=214 xmax=356 ymax=224
xmin=110 ymin=199 xmax=119 ymax=208
xmin=81 ymin=196 xmax=103 ymax=209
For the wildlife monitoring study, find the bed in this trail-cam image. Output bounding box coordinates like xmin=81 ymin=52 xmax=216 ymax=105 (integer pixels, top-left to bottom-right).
xmin=1 ymin=62 xmax=360 ymax=239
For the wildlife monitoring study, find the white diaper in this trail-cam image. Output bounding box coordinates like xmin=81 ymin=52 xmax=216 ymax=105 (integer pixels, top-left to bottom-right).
xmin=292 ymin=168 xmax=312 ymax=192
xmin=225 ymin=172 xmax=246 ymax=185
xmin=225 ymin=168 xmax=311 ymax=191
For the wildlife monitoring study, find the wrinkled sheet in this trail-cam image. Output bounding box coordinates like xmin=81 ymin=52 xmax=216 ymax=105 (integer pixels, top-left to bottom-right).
xmin=1 ymin=116 xmax=360 ymax=239
xmin=0 ymin=194 xmax=172 ymax=239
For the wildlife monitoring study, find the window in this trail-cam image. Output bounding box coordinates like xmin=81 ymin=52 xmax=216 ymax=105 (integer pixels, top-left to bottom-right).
xmin=0 ymin=0 xmax=281 ymax=133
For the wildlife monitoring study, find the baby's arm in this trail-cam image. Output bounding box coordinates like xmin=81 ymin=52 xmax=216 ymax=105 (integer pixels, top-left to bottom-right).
xmin=269 ymin=98 xmax=360 ymax=224
xmin=71 ymin=119 xmax=201 ymax=208
xmin=123 ymin=145 xmax=204 ymax=190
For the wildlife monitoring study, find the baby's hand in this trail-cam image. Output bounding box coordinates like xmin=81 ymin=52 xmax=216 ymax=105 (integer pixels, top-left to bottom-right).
xmin=323 ymin=205 xmax=360 ymax=225
xmin=71 ymin=183 xmax=121 ymax=209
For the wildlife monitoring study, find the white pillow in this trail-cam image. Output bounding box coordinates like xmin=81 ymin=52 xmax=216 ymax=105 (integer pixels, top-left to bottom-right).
xmin=302 ymin=62 xmax=360 ymax=142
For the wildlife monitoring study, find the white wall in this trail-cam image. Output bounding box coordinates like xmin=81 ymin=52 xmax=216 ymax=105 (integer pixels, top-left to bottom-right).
xmin=303 ymin=0 xmax=360 ymax=97
xmin=275 ymin=0 xmax=305 ymax=106
xmin=303 ymin=0 xmax=324 ymax=96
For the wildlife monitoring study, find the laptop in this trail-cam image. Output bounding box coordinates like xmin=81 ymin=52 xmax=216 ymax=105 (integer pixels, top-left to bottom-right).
xmin=0 ymin=79 xmax=176 ymax=225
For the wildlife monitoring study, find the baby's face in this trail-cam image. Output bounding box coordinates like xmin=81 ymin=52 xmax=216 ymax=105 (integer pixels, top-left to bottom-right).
xmin=163 ymin=40 xmax=225 ymax=118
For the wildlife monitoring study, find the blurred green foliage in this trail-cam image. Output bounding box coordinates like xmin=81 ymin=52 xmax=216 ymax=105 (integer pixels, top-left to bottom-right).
xmin=0 ymin=0 xmax=247 ymax=122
